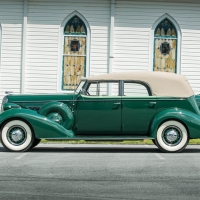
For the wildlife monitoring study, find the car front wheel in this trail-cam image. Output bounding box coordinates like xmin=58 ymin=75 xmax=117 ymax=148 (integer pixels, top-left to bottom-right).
xmin=0 ymin=119 xmax=34 ymax=152
xmin=32 ymin=138 xmax=41 ymax=148
xmin=155 ymin=120 xmax=188 ymax=153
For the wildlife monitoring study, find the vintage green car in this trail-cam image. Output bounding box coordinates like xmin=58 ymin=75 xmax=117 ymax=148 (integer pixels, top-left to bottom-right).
xmin=1 ymin=71 xmax=200 ymax=153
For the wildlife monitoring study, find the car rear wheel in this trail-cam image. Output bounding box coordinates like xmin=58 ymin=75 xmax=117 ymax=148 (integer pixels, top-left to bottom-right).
xmin=152 ymin=139 xmax=157 ymax=146
xmin=0 ymin=119 xmax=34 ymax=152
xmin=155 ymin=120 xmax=188 ymax=153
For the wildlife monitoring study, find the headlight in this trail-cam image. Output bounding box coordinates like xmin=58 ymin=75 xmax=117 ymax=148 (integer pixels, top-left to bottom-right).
xmin=1 ymin=95 xmax=8 ymax=112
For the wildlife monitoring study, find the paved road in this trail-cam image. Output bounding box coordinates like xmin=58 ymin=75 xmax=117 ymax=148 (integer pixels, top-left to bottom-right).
xmin=0 ymin=144 xmax=200 ymax=200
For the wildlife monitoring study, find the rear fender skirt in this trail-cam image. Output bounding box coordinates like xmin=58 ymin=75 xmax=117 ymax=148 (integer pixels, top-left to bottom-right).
xmin=149 ymin=109 xmax=200 ymax=139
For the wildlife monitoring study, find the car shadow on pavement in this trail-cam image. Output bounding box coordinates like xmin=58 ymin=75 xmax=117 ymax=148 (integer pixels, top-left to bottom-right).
xmin=12 ymin=146 xmax=200 ymax=153
xmin=0 ymin=145 xmax=200 ymax=153
xmin=31 ymin=146 xmax=161 ymax=153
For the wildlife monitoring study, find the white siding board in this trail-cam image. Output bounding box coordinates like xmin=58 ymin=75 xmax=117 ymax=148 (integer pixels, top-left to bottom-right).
xmin=26 ymin=58 xmax=58 ymax=63
xmin=26 ymin=49 xmax=58 ymax=54
xmin=1 ymin=86 xmax=20 ymax=90
xmin=26 ymin=43 xmax=58 ymax=48
xmin=26 ymin=85 xmax=57 ymax=90
xmin=1 ymin=43 xmax=22 ymax=47
xmin=1 ymin=62 xmax=21 ymax=67
xmin=27 ymin=80 xmax=56 ymax=86
xmin=1 ymin=16 xmax=23 ymax=104
xmin=26 ymin=63 xmax=58 ymax=68
xmin=26 ymin=75 xmax=57 ymax=79
xmin=182 ymin=68 xmax=200 ymax=72
xmin=26 ymin=54 xmax=58 ymax=59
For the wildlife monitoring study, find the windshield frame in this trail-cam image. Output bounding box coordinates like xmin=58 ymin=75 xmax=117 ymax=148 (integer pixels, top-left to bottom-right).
xmin=75 ymin=81 xmax=86 ymax=93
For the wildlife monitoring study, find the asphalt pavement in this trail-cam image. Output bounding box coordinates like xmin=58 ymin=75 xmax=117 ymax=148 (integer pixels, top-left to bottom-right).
xmin=0 ymin=143 xmax=200 ymax=200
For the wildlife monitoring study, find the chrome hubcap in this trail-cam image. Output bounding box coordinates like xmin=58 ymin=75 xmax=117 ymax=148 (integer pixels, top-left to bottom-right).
xmin=166 ymin=130 xmax=178 ymax=142
xmin=162 ymin=126 xmax=182 ymax=146
xmin=11 ymin=129 xmax=23 ymax=142
xmin=7 ymin=126 xmax=27 ymax=146
xmin=47 ymin=112 xmax=63 ymax=125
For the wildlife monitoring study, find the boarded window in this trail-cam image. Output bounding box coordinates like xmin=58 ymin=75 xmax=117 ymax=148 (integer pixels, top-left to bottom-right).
xmin=62 ymin=15 xmax=87 ymax=90
xmin=154 ymin=18 xmax=177 ymax=73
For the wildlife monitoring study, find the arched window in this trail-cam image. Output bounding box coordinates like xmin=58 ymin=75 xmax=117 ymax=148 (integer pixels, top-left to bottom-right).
xmin=153 ymin=18 xmax=177 ymax=73
xmin=62 ymin=15 xmax=87 ymax=90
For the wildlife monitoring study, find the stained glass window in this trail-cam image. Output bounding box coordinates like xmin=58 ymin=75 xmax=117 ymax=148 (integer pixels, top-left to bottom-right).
xmin=64 ymin=15 xmax=87 ymax=35
xmin=62 ymin=15 xmax=87 ymax=90
xmin=154 ymin=18 xmax=177 ymax=73
xmin=155 ymin=18 xmax=177 ymax=38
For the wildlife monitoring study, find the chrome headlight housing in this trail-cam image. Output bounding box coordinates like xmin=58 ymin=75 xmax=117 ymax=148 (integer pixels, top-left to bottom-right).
xmin=1 ymin=95 xmax=8 ymax=112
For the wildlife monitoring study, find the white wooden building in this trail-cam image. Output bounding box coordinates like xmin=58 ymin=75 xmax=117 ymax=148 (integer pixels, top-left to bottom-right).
xmin=0 ymin=0 xmax=200 ymax=103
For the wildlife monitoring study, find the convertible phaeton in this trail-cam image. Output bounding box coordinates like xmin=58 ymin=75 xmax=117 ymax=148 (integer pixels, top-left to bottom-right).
xmin=1 ymin=71 xmax=200 ymax=153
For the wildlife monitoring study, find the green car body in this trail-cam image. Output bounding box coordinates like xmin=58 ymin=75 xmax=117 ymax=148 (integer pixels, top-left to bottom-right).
xmin=1 ymin=71 xmax=200 ymax=152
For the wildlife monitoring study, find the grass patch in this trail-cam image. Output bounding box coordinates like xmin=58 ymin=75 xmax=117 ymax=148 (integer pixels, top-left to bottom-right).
xmin=41 ymin=139 xmax=200 ymax=145
xmin=189 ymin=139 xmax=200 ymax=145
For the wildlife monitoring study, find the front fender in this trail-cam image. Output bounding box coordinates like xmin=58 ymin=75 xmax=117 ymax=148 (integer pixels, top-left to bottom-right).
xmin=0 ymin=108 xmax=75 ymax=139
xmin=150 ymin=109 xmax=200 ymax=139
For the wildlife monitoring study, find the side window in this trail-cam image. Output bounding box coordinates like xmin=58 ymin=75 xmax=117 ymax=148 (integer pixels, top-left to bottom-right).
xmin=124 ymin=82 xmax=149 ymax=96
xmin=87 ymin=83 xmax=98 ymax=95
xmin=99 ymin=82 xmax=108 ymax=96
xmin=86 ymin=82 xmax=119 ymax=96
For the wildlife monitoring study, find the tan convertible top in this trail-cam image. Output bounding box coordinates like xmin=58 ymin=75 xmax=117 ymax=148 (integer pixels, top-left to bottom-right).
xmin=82 ymin=71 xmax=194 ymax=98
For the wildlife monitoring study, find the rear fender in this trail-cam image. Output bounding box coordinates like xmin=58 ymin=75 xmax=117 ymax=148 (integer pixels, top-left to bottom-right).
xmin=0 ymin=108 xmax=75 ymax=139
xmin=149 ymin=109 xmax=200 ymax=139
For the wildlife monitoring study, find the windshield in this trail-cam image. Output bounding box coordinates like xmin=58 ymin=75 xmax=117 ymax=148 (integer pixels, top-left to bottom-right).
xmin=75 ymin=81 xmax=86 ymax=93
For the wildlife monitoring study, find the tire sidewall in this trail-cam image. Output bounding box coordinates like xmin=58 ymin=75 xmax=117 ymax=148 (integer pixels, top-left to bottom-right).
xmin=1 ymin=119 xmax=34 ymax=152
xmin=156 ymin=120 xmax=188 ymax=152
xmin=32 ymin=138 xmax=41 ymax=148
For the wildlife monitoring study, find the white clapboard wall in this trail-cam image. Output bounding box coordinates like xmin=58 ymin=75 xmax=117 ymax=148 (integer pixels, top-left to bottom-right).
xmin=0 ymin=0 xmax=23 ymax=104
xmin=0 ymin=0 xmax=200 ymax=108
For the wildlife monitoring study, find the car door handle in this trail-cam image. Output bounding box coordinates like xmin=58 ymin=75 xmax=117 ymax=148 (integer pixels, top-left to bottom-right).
xmin=148 ymin=102 xmax=156 ymax=108
xmin=112 ymin=102 xmax=121 ymax=109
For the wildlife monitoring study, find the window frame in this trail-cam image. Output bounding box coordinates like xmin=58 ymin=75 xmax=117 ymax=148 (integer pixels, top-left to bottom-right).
xmin=153 ymin=18 xmax=178 ymax=73
xmin=122 ymin=80 xmax=153 ymax=97
xmin=149 ymin=13 xmax=182 ymax=74
xmin=84 ymin=81 xmax=121 ymax=96
xmin=82 ymin=80 xmax=152 ymax=97
xmin=57 ymin=11 xmax=91 ymax=93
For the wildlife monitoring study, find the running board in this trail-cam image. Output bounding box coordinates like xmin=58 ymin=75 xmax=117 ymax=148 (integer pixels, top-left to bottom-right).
xmin=42 ymin=136 xmax=154 ymax=141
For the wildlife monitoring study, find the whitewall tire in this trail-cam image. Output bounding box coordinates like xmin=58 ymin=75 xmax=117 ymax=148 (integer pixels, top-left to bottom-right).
xmin=155 ymin=120 xmax=188 ymax=153
xmin=0 ymin=119 xmax=34 ymax=152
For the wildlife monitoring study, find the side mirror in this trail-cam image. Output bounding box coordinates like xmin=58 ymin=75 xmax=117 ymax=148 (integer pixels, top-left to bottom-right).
xmin=5 ymin=91 xmax=13 ymax=94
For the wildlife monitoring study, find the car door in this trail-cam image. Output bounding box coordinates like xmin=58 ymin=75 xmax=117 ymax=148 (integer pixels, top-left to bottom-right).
xmin=76 ymin=81 xmax=122 ymax=135
xmin=122 ymin=81 xmax=157 ymax=135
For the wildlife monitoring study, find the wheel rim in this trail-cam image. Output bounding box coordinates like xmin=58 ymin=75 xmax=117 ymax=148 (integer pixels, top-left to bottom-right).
xmin=47 ymin=112 xmax=63 ymax=125
xmin=162 ymin=125 xmax=183 ymax=146
xmin=6 ymin=125 xmax=27 ymax=146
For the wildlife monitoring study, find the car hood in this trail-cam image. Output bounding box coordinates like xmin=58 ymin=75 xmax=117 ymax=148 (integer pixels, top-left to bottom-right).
xmin=7 ymin=93 xmax=75 ymax=103
xmin=4 ymin=93 xmax=77 ymax=111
